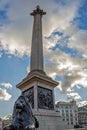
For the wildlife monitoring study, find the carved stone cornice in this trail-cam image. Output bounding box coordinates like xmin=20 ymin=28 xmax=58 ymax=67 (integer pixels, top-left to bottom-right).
xmin=16 ymin=71 xmax=59 ymax=89
xmin=30 ymin=5 xmax=46 ymax=16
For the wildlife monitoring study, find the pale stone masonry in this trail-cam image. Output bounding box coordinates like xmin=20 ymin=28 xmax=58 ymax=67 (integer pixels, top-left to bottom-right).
xmin=17 ymin=6 xmax=67 ymax=130
xmin=56 ymin=100 xmax=78 ymax=129
xmin=78 ymin=106 xmax=87 ymax=127
xmin=30 ymin=5 xmax=46 ymax=72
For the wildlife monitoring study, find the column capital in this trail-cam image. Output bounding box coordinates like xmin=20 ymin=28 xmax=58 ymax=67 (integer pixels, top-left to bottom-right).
xmin=30 ymin=5 xmax=46 ymax=16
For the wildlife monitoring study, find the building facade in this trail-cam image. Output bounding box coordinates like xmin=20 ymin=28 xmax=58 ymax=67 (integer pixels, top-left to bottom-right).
xmin=78 ymin=106 xmax=87 ymax=128
xmin=0 ymin=118 xmax=2 ymax=130
xmin=56 ymin=100 xmax=78 ymax=128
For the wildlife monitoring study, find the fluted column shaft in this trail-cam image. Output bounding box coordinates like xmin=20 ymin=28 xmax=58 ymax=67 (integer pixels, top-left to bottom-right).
xmin=30 ymin=6 xmax=46 ymax=72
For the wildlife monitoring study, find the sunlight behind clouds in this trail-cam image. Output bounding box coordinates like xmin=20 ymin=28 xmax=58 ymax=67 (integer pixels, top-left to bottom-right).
xmin=0 ymin=82 xmax=12 ymax=89
xmin=0 ymin=0 xmax=87 ymax=105
xmin=0 ymin=88 xmax=12 ymax=101
xmin=67 ymin=92 xmax=81 ymax=100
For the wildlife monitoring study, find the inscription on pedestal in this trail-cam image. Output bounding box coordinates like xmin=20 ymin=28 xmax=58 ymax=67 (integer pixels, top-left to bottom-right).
xmin=38 ymin=86 xmax=54 ymax=110
xmin=23 ymin=87 xmax=34 ymax=108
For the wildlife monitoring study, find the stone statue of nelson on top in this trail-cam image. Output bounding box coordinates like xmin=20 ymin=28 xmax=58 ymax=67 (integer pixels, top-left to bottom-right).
xmin=3 ymin=94 xmax=39 ymax=130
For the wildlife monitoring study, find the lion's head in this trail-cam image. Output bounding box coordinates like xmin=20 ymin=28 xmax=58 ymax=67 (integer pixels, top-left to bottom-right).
xmin=4 ymin=94 xmax=39 ymax=130
xmin=14 ymin=95 xmax=26 ymax=112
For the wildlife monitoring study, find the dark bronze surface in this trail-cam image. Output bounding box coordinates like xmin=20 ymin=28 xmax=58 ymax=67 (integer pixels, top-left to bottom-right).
xmin=4 ymin=94 xmax=39 ymax=130
xmin=23 ymin=87 xmax=34 ymax=108
xmin=38 ymin=86 xmax=54 ymax=110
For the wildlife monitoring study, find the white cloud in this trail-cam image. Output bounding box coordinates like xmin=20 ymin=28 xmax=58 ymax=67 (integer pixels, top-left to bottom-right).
xmin=72 ymin=77 xmax=87 ymax=89
xmin=49 ymin=72 xmax=57 ymax=80
xmin=45 ymin=33 xmax=61 ymax=49
xmin=78 ymin=101 xmax=87 ymax=107
xmin=0 ymin=88 xmax=12 ymax=101
xmin=0 ymin=33 xmax=30 ymax=57
xmin=0 ymin=53 xmax=2 ymax=58
xmin=44 ymin=0 xmax=81 ymax=35
xmin=69 ymin=30 xmax=87 ymax=55
xmin=0 ymin=82 xmax=12 ymax=89
xmin=83 ymin=54 xmax=87 ymax=59
xmin=67 ymin=92 xmax=81 ymax=100
xmin=45 ymin=48 xmax=87 ymax=92
xmin=0 ymin=82 xmax=12 ymax=101
xmin=2 ymin=114 xmax=12 ymax=120
xmin=69 ymin=70 xmax=87 ymax=89
xmin=26 ymin=65 xmax=30 ymax=73
xmin=0 ymin=0 xmax=87 ymax=97
xmin=0 ymin=0 xmax=81 ymax=57
xmin=61 ymin=71 xmax=82 ymax=93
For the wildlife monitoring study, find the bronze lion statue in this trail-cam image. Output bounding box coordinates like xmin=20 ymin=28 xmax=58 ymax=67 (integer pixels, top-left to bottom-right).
xmin=4 ymin=94 xmax=39 ymax=130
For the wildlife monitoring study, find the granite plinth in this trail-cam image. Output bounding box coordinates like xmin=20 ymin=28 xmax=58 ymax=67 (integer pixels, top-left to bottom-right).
xmin=66 ymin=129 xmax=87 ymax=130
xmin=33 ymin=110 xmax=67 ymax=130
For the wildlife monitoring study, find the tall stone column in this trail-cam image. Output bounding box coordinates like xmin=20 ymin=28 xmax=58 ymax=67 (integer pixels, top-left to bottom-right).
xmin=30 ymin=5 xmax=46 ymax=72
xmin=16 ymin=6 xmax=67 ymax=130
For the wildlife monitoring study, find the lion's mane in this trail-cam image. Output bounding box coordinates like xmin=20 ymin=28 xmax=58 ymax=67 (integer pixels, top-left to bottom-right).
xmin=4 ymin=94 xmax=39 ymax=130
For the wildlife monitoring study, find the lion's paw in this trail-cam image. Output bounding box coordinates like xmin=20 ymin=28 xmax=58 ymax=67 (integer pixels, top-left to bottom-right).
xmin=25 ymin=124 xmax=35 ymax=130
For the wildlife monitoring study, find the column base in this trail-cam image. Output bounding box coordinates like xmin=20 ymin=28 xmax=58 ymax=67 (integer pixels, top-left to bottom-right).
xmin=33 ymin=109 xmax=67 ymax=130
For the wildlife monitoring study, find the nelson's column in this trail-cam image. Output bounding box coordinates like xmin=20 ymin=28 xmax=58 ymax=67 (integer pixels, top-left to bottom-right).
xmin=17 ymin=6 xmax=66 ymax=130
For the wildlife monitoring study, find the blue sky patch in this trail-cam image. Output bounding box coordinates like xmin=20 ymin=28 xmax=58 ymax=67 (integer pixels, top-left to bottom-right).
xmin=0 ymin=0 xmax=87 ymax=116
xmin=73 ymin=0 xmax=87 ymax=30
xmin=0 ymin=10 xmax=7 ymax=19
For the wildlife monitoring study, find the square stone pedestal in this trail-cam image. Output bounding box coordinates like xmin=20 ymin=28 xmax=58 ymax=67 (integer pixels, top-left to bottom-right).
xmin=17 ymin=71 xmax=67 ymax=130
xmin=33 ymin=110 xmax=67 ymax=130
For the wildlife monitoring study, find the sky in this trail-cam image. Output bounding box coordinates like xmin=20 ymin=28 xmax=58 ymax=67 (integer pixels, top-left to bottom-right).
xmin=0 ymin=0 xmax=87 ymax=117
